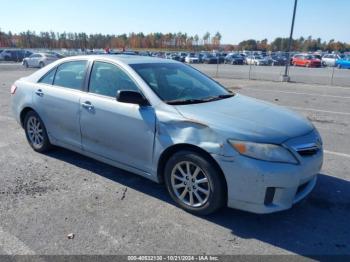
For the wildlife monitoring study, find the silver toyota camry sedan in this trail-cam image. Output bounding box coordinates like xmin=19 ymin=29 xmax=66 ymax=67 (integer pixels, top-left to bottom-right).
xmin=11 ymin=55 xmax=323 ymax=215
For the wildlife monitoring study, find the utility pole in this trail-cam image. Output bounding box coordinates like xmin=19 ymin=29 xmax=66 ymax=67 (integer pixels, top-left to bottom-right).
xmin=282 ymin=0 xmax=298 ymax=82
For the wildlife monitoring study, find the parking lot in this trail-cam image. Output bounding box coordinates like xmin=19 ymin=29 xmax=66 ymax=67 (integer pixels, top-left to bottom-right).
xmin=0 ymin=64 xmax=349 ymax=256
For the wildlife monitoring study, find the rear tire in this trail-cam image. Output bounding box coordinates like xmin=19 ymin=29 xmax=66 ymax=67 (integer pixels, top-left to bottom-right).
xmin=24 ymin=111 xmax=52 ymax=153
xmin=164 ymin=150 xmax=226 ymax=216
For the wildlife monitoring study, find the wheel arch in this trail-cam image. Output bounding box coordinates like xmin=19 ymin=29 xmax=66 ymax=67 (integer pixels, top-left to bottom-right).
xmin=157 ymin=143 xmax=228 ymax=198
xmin=20 ymin=107 xmax=37 ymax=128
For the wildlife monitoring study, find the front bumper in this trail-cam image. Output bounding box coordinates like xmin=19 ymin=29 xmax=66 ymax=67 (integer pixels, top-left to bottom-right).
xmin=212 ymin=134 xmax=323 ymax=214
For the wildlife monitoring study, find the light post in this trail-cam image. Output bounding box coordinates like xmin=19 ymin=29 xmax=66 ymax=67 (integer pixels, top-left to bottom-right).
xmin=281 ymin=0 xmax=298 ymax=82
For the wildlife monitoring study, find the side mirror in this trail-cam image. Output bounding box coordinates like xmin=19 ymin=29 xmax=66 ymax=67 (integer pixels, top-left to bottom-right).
xmin=116 ymin=90 xmax=149 ymax=106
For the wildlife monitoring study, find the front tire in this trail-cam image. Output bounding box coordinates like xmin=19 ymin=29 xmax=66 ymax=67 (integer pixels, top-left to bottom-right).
xmin=24 ymin=111 xmax=51 ymax=152
xmin=39 ymin=62 xmax=45 ymax=68
xmin=164 ymin=150 xmax=226 ymax=216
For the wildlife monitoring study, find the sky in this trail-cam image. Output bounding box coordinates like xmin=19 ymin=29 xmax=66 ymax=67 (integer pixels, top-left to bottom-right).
xmin=0 ymin=0 xmax=349 ymax=44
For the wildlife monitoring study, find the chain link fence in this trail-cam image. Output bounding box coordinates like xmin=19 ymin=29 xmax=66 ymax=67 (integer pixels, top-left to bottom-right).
xmin=191 ymin=52 xmax=350 ymax=87
xmin=1 ymin=48 xmax=349 ymax=87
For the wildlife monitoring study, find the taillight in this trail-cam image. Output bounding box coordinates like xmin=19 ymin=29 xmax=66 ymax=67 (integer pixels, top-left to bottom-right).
xmin=10 ymin=84 xmax=17 ymax=94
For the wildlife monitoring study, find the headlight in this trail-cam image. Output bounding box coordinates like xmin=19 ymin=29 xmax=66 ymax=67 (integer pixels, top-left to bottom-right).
xmin=228 ymin=140 xmax=298 ymax=164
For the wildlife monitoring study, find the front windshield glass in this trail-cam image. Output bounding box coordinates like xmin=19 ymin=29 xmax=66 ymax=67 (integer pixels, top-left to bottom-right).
xmin=131 ymin=63 xmax=232 ymax=104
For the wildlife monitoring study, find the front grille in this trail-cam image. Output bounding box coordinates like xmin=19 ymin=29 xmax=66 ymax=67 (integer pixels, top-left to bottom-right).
xmin=297 ymin=147 xmax=319 ymax=157
xmin=293 ymin=142 xmax=321 ymax=157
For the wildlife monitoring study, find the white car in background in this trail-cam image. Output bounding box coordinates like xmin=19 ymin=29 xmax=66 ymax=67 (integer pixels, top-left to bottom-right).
xmin=23 ymin=53 xmax=59 ymax=68
xmin=185 ymin=53 xmax=199 ymax=63
xmin=321 ymin=54 xmax=343 ymax=67
xmin=245 ymin=55 xmax=269 ymax=66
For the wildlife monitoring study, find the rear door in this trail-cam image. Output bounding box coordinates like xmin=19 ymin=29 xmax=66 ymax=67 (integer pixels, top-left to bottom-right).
xmin=79 ymin=61 xmax=156 ymax=172
xmin=33 ymin=60 xmax=88 ymax=149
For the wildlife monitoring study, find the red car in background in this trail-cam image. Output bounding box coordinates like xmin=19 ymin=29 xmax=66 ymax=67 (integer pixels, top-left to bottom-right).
xmin=292 ymin=54 xmax=322 ymax=67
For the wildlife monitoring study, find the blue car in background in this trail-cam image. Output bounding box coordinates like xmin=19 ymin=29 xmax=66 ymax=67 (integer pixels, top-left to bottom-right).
xmin=336 ymin=56 xmax=350 ymax=69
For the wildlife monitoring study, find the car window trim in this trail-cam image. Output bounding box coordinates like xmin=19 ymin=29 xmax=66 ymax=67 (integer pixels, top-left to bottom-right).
xmin=86 ymin=59 xmax=150 ymax=104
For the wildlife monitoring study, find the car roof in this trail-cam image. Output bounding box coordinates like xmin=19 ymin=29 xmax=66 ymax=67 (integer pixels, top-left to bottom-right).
xmin=60 ymin=54 xmax=178 ymax=65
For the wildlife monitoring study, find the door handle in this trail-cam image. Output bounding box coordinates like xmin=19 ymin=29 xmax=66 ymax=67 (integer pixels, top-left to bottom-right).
xmin=81 ymin=101 xmax=94 ymax=110
xmin=35 ymin=89 xmax=44 ymax=97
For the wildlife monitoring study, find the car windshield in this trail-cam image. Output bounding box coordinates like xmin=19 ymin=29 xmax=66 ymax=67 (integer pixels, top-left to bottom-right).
xmin=131 ymin=63 xmax=233 ymax=104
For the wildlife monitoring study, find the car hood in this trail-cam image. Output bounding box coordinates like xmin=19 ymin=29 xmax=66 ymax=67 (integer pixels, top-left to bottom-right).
xmin=174 ymin=94 xmax=313 ymax=144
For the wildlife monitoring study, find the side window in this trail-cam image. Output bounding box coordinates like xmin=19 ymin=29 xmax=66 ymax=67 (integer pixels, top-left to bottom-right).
xmin=89 ymin=61 xmax=139 ymax=97
xmin=39 ymin=68 xmax=57 ymax=85
xmin=54 ymin=61 xmax=87 ymax=90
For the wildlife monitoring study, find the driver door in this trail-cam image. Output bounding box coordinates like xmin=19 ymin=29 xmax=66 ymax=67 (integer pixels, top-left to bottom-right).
xmin=79 ymin=61 xmax=156 ymax=173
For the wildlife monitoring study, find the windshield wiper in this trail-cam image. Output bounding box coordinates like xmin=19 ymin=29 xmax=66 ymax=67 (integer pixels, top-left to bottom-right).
xmin=166 ymin=98 xmax=208 ymax=105
xmin=166 ymin=93 xmax=235 ymax=105
xmin=201 ymin=93 xmax=235 ymax=102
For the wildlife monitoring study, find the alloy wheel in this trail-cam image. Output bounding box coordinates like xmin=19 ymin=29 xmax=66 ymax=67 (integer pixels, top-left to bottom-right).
xmin=26 ymin=116 xmax=44 ymax=149
xmin=170 ymin=161 xmax=210 ymax=207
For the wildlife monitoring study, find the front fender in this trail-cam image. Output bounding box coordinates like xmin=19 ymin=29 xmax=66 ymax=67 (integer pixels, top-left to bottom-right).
xmin=152 ymin=109 xmax=238 ymax=167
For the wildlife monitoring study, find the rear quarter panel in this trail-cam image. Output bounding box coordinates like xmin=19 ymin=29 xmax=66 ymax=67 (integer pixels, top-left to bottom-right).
xmin=11 ymin=79 xmax=35 ymax=126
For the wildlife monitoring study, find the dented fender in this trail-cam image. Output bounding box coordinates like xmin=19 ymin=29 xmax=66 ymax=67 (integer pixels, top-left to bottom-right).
xmin=152 ymin=107 xmax=238 ymax=171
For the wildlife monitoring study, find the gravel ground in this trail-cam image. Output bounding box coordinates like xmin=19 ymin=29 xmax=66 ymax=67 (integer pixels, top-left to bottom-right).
xmin=0 ymin=65 xmax=349 ymax=257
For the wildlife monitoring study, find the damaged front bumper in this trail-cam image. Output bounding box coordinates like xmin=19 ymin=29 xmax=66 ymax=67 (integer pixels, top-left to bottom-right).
xmin=212 ymin=140 xmax=323 ymax=214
